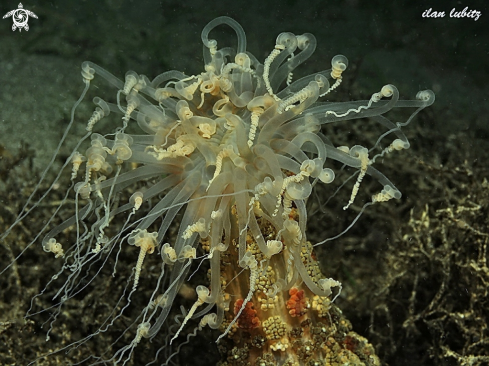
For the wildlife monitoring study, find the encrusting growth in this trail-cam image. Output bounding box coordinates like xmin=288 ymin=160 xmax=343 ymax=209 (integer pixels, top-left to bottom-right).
xmin=1 ymin=16 xmax=434 ymax=366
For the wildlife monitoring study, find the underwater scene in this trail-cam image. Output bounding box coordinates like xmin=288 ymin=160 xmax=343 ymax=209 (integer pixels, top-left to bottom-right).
xmin=0 ymin=1 xmax=488 ymax=365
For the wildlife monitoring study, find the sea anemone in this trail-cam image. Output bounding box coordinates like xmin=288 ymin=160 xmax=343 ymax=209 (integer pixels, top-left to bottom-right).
xmin=1 ymin=16 xmax=434 ymax=365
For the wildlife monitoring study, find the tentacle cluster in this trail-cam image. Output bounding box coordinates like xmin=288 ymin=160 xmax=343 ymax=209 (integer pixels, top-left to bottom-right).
xmin=3 ymin=16 xmax=434 ymax=366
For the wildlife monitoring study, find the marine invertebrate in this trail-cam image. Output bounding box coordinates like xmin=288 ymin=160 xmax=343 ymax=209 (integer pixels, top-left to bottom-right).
xmin=1 ymin=16 xmax=434 ymax=365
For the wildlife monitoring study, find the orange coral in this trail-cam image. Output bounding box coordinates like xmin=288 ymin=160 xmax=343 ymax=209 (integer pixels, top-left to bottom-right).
xmin=234 ymin=299 xmax=261 ymax=330
xmin=286 ymin=287 xmax=308 ymax=317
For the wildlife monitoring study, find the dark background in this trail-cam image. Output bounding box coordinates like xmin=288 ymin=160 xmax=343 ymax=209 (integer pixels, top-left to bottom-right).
xmin=0 ymin=1 xmax=488 ymax=365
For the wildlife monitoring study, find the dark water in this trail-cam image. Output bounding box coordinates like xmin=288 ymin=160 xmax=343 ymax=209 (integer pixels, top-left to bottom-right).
xmin=0 ymin=1 xmax=487 ymax=365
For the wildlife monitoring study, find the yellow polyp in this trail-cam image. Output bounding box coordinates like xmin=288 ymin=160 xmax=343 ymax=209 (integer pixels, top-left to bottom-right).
xmin=42 ymin=238 xmax=64 ymax=258
xmin=198 ymin=122 xmax=217 ymax=138
xmin=129 ymin=191 xmax=144 ymax=212
xmin=128 ymin=229 xmax=158 ymax=290
xmin=343 ymin=146 xmax=370 ymax=210
xmin=330 ymin=54 xmax=348 ymax=80
xmin=71 ymin=151 xmax=86 ymax=180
